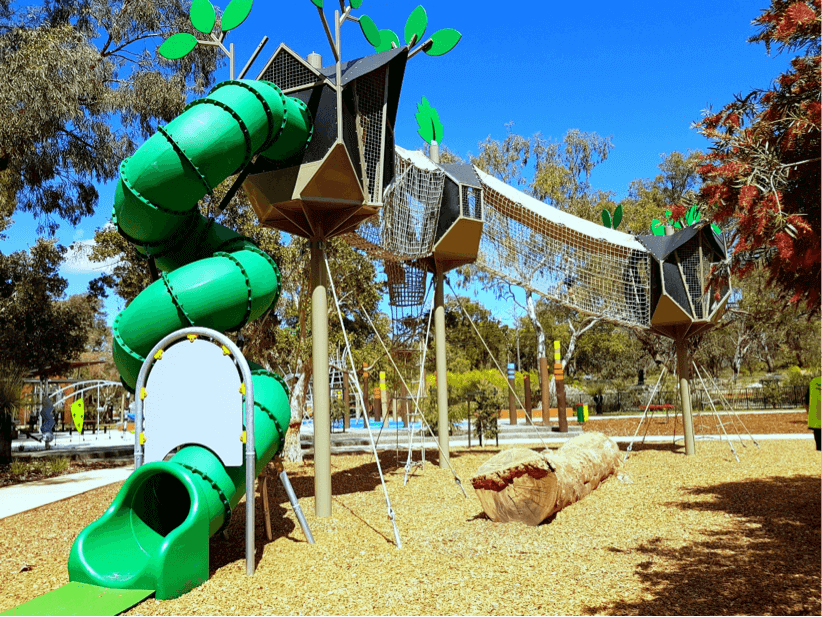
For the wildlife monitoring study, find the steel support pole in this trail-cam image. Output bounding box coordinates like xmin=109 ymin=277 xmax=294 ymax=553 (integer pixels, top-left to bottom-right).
xmin=342 ymin=371 xmax=350 ymax=431
xmin=676 ymin=337 xmax=696 ymax=456
xmin=362 ymin=367 xmax=370 ymax=426
xmin=310 ymin=241 xmax=332 ymax=516
xmin=554 ymin=340 xmax=568 ymax=433
xmin=524 ymin=374 xmax=533 ymax=425
xmin=434 ymin=265 xmax=449 ymax=468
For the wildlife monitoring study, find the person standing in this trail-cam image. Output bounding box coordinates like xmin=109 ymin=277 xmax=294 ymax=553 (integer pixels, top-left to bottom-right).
xmin=806 ymin=376 xmax=820 ymax=451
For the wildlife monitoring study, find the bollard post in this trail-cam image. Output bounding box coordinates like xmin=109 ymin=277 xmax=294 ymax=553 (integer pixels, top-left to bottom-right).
xmin=554 ymin=340 xmax=568 ymax=433
xmin=507 ymin=363 xmax=517 ymax=426
xmin=524 ymin=374 xmax=533 ymax=425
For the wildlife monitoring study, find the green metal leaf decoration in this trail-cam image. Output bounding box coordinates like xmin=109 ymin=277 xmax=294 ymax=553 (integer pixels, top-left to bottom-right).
xmin=684 ymin=205 xmax=695 ymax=225
xmin=222 ymin=0 xmax=253 ymax=31
xmin=375 ymin=28 xmax=400 ymax=53
xmin=673 ymin=221 xmax=682 ymax=229
xmin=359 ymin=14 xmax=381 ymax=47
xmin=415 ymin=97 xmax=443 ymax=144
xmin=601 ymin=209 xmax=612 ymax=228
xmin=404 ymin=5 xmax=427 ymax=46
xmin=650 ymin=218 xmax=665 ymax=236
xmin=351 ymin=0 xmax=363 ymax=8
xmin=612 ymin=204 xmax=623 ymax=229
xmin=310 ymin=0 xmax=323 ymax=8
xmin=711 ymin=223 xmax=722 ymax=236
xmin=664 ymin=209 xmax=672 ymax=220
xmin=158 ymin=33 xmax=199 ymax=60
xmin=190 ymin=0 xmax=216 ymax=34
xmin=424 ymin=28 xmax=462 ymax=56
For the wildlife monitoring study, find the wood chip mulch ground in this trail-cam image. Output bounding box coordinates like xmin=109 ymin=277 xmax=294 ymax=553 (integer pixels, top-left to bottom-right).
xmin=0 ymin=420 xmax=819 ymax=615
xmin=579 ymin=411 xmax=809 ymax=439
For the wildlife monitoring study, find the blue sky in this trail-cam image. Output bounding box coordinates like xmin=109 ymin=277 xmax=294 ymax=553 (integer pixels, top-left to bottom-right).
xmin=2 ymin=0 xmax=793 ymax=326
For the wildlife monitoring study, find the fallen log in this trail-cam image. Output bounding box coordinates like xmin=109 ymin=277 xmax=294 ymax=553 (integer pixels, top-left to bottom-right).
xmin=471 ymin=432 xmax=622 ymax=526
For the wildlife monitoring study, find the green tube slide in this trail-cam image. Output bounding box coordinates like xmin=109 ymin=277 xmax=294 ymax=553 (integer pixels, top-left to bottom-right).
xmin=64 ymin=80 xmax=313 ymax=602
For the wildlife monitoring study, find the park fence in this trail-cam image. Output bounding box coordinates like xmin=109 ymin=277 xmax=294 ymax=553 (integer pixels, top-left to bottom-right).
xmin=589 ymin=385 xmax=806 ymax=414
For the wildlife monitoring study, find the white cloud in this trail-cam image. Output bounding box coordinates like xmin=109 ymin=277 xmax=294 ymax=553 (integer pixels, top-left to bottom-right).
xmin=62 ymin=239 xmax=121 ymax=275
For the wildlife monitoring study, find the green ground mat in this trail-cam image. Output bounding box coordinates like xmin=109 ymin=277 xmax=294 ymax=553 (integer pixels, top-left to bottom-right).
xmin=0 ymin=582 xmax=153 ymax=616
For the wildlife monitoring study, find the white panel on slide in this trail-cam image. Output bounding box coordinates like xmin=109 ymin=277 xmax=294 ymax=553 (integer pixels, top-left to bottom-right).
xmin=143 ymin=338 xmax=244 ymax=467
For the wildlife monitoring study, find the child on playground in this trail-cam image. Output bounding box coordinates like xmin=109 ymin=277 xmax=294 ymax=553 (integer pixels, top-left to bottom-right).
xmin=805 ymin=376 xmax=820 ymax=451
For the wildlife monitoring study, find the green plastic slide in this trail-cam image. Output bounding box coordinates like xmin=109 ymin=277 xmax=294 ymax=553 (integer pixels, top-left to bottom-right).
xmin=57 ymin=80 xmax=313 ymax=604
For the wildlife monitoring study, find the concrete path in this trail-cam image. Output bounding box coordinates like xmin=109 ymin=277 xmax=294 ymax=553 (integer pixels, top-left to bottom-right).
xmin=0 ymin=466 xmax=133 ymax=520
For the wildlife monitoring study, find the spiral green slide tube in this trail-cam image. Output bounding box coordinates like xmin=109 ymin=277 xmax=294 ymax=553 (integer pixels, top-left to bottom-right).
xmin=59 ymin=80 xmax=313 ymax=603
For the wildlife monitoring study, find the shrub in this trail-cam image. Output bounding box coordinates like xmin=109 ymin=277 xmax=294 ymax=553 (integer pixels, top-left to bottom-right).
xmin=9 ymin=460 xmax=26 ymax=475
xmin=472 ymin=379 xmax=503 ymax=443
xmin=49 ymin=457 xmax=69 ymax=473
xmin=785 ymin=366 xmax=808 ymax=387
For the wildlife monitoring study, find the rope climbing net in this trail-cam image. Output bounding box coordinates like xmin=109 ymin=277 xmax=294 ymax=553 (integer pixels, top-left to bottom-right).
xmin=344 ymin=146 xmax=445 ymax=261
xmin=475 ymin=170 xmax=653 ymax=329
xmin=345 ymin=148 xmax=657 ymax=330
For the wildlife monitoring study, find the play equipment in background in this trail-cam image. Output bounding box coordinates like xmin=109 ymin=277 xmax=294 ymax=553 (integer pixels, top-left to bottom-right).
xmin=70 ymin=399 xmax=84 ymax=434
xmin=470 ymin=432 xmax=622 ymax=526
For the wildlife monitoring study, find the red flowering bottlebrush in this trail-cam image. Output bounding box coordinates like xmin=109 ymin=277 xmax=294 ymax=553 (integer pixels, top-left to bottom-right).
xmin=669 ymin=204 xmax=687 ymax=222
xmin=695 ymin=0 xmax=821 ymax=314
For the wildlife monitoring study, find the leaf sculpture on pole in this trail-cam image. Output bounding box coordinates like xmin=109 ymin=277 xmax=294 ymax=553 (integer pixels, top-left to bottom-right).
xmin=159 ymin=0 xmax=257 ymax=79
xmin=358 ymin=4 xmax=462 ymax=58
xmin=415 ymin=96 xmax=443 ymax=145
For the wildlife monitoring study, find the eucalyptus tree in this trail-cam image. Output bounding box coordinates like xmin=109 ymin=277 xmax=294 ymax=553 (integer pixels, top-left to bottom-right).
xmin=0 ymin=0 xmax=219 ymax=235
xmin=0 ymin=239 xmax=103 ymax=463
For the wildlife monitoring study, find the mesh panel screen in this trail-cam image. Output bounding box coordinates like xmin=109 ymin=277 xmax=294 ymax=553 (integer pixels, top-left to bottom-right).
xmin=353 ymin=66 xmax=386 ymax=203
xmin=477 ymin=180 xmax=652 ymax=328
xmin=677 ymin=236 xmax=705 ymax=319
xmin=385 ymin=260 xmax=427 ymax=307
xmin=259 ymin=50 xmax=318 ymax=91
xmin=461 ymin=186 xmax=482 ymax=220
xmin=385 ymin=260 xmax=429 ymax=347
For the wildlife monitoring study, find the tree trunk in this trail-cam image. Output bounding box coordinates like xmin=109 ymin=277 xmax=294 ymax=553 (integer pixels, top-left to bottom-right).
xmin=471 ymin=432 xmax=621 ymax=526
xmin=282 ymin=357 xmax=307 ymax=463
xmin=525 ymin=291 xmax=551 ymax=423
xmin=0 ymin=410 xmax=12 ymax=465
xmin=732 ymin=339 xmax=751 ymax=383
xmin=759 ymin=334 xmax=775 ymax=373
xmin=564 ymin=316 xmax=599 ymax=379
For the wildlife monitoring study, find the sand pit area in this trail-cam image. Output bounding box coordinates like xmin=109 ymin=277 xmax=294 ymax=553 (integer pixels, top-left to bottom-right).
xmin=0 ymin=437 xmax=819 ymax=615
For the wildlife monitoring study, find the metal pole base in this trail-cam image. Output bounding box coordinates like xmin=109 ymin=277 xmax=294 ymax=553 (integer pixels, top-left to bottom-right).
xmin=279 ymin=470 xmax=315 ymax=544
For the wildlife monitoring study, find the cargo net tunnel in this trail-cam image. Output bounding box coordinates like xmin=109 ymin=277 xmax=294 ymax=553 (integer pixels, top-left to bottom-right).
xmin=344 ymin=147 xmax=655 ymax=334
